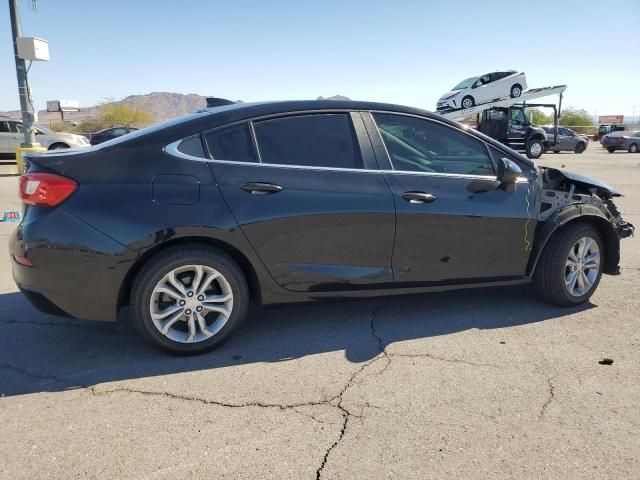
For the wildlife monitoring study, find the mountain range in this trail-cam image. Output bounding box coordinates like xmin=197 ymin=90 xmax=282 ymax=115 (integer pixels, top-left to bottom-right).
xmin=0 ymin=93 xmax=352 ymax=124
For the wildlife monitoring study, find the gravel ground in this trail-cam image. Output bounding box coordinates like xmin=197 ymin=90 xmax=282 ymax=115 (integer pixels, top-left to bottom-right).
xmin=0 ymin=143 xmax=638 ymax=479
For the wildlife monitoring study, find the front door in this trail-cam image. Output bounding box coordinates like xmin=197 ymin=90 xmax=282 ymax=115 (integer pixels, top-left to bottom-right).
xmin=205 ymin=112 xmax=396 ymax=292
xmin=366 ymin=112 xmax=534 ymax=285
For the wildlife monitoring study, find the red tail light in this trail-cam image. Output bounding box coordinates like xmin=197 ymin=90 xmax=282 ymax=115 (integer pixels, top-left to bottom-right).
xmin=19 ymin=173 xmax=77 ymax=207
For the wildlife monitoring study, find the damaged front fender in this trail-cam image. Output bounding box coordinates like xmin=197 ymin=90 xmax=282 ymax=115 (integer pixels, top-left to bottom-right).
xmin=528 ymin=167 xmax=634 ymax=276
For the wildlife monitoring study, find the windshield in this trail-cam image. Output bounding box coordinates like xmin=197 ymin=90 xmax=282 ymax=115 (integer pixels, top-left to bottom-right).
xmin=34 ymin=123 xmax=54 ymax=135
xmin=451 ymin=77 xmax=476 ymax=91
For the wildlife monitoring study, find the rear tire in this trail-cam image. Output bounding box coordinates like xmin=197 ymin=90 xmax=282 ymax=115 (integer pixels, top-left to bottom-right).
xmin=607 ymin=148 xmax=616 ymax=153
xmin=510 ymin=84 xmax=523 ymax=98
xmin=574 ymin=142 xmax=586 ymax=154
xmin=131 ymin=246 xmax=249 ymax=355
xmin=534 ymin=223 xmax=603 ymax=306
xmin=629 ymin=143 xmax=638 ymax=153
xmin=461 ymin=96 xmax=475 ymax=109
xmin=553 ymin=150 xmax=560 ymax=154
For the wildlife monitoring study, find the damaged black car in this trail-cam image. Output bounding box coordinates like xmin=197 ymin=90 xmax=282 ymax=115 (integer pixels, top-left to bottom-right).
xmin=10 ymin=100 xmax=634 ymax=354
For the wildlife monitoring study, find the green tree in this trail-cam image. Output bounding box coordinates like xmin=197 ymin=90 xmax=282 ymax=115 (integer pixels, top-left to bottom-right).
xmin=526 ymin=108 xmax=553 ymax=125
xmin=559 ymin=108 xmax=594 ymax=127
xmin=99 ymin=102 xmax=152 ymax=128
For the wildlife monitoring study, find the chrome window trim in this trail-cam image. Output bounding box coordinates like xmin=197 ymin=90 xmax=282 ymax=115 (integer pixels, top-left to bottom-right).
xmin=163 ymin=145 xmax=529 ymax=182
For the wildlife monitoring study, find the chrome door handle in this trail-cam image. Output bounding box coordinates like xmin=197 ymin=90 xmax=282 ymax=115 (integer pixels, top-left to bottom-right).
xmin=402 ymin=192 xmax=437 ymax=204
xmin=240 ymin=182 xmax=284 ymax=194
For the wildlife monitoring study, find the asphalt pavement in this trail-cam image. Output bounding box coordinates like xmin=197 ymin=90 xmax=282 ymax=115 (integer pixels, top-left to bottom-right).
xmin=0 ymin=144 xmax=638 ymax=479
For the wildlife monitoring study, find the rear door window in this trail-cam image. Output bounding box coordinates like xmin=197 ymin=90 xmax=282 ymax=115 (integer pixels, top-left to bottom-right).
xmin=252 ymin=114 xmax=363 ymax=169
xmin=205 ymin=123 xmax=258 ymax=163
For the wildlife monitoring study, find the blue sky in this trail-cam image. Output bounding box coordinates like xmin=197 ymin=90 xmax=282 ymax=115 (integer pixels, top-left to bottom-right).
xmin=1 ymin=0 xmax=639 ymax=118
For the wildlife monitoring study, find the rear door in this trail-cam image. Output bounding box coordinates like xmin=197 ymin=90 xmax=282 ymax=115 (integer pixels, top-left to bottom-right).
xmin=205 ymin=112 xmax=396 ymax=292
xmin=364 ymin=111 xmax=534 ymax=284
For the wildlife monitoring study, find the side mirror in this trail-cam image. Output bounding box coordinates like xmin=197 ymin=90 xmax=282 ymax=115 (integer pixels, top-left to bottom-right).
xmin=496 ymin=158 xmax=522 ymax=189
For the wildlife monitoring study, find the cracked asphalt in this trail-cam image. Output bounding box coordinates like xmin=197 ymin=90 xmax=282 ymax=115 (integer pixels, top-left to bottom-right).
xmin=1 ymin=144 xmax=639 ymax=479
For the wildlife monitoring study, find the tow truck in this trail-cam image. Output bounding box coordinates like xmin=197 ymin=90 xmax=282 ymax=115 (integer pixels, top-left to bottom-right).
xmin=438 ymin=85 xmax=567 ymax=159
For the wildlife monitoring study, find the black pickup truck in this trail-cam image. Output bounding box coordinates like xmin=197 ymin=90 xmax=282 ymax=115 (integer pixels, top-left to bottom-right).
xmin=478 ymin=104 xmax=548 ymax=159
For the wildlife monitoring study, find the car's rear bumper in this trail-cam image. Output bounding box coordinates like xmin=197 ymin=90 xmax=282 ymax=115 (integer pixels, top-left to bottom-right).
xmin=9 ymin=206 xmax=136 ymax=322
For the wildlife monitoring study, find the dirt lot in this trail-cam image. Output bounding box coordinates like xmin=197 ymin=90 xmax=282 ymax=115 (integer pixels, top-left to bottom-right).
xmin=1 ymin=144 xmax=638 ymax=479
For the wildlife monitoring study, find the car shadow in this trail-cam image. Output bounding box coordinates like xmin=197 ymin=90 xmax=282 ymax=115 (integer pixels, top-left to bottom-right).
xmin=0 ymin=285 xmax=595 ymax=397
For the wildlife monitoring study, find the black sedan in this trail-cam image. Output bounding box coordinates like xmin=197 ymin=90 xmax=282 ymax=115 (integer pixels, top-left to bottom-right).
xmin=88 ymin=126 xmax=138 ymax=145
xmin=11 ymin=101 xmax=634 ymax=354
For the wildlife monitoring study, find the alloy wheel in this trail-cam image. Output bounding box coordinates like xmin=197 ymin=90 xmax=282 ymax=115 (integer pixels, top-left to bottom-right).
xmin=149 ymin=265 xmax=233 ymax=343
xmin=462 ymin=98 xmax=473 ymax=109
xmin=529 ymin=142 xmax=543 ymax=158
xmin=565 ymin=236 xmax=600 ymax=297
xmin=511 ymin=86 xmax=521 ymax=97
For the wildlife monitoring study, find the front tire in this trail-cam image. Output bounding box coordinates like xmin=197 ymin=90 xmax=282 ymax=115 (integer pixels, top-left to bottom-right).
xmin=629 ymin=143 xmax=638 ymax=153
xmin=48 ymin=143 xmax=70 ymax=150
xmin=526 ymin=139 xmax=544 ymax=159
xmin=607 ymin=148 xmax=616 ymax=153
xmin=131 ymin=246 xmax=249 ymax=355
xmin=534 ymin=223 xmax=603 ymax=306
xmin=461 ymin=96 xmax=475 ymax=109
xmin=574 ymin=142 xmax=586 ymax=154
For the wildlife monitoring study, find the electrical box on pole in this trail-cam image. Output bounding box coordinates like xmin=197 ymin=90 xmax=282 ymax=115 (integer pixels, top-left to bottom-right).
xmin=17 ymin=36 xmax=49 ymax=61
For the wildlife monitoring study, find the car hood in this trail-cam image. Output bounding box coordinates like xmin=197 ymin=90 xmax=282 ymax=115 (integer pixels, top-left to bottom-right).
xmin=542 ymin=167 xmax=622 ymax=197
xmin=438 ymin=90 xmax=463 ymax=101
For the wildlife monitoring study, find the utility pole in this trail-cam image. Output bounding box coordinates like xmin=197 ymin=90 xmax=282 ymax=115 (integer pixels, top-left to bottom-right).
xmin=8 ymin=0 xmax=38 ymax=147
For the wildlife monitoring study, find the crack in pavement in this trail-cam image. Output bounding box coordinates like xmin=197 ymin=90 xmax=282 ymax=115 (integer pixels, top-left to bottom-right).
xmin=4 ymin=296 xmax=503 ymax=478
xmin=0 ymin=319 xmax=120 ymax=331
xmin=0 ymin=363 xmax=78 ymax=388
xmin=538 ymin=376 xmax=556 ymax=420
xmin=315 ymin=298 xmax=391 ymax=480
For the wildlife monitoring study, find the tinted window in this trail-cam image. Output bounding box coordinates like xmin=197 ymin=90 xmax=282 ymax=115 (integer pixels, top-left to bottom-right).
xmin=0 ymin=121 xmax=9 ymax=133
xmin=373 ymin=113 xmax=494 ymax=176
xmin=253 ymin=114 xmax=363 ymax=169
xmin=177 ymin=134 xmax=206 ymax=158
xmin=205 ymin=123 xmax=258 ymax=163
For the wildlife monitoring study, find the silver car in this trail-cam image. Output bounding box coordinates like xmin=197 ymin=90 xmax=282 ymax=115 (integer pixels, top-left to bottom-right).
xmin=0 ymin=118 xmax=89 ymax=160
xmin=543 ymin=126 xmax=589 ymax=154
xmin=603 ymin=131 xmax=640 ymax=153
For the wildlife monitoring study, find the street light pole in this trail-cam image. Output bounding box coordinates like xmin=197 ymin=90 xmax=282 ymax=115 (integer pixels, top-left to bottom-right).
xmin=8 ymin=0 xmax=38 ymax=147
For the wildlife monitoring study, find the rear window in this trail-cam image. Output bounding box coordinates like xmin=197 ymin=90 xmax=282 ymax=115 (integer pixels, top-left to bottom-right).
xmin=253 ymin=114 xmax=363 ymax=169
xmin=177 ymin=135 xmax=206 ymax=158
xmin=205 ymin=123 xmax=258 ymax=163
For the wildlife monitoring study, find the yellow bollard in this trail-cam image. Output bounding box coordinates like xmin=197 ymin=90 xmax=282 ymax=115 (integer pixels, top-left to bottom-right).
xmin=15 ymin=146 xmax=47 ymax=175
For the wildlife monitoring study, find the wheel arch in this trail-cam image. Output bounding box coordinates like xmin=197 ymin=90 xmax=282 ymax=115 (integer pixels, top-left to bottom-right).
xmin=47 ymin=142 xmax=70 ymax=150
xmin=117 ymin=236 xmax=262 ymax=314
xmin=528 ymin=204 xmax=621 ymax=276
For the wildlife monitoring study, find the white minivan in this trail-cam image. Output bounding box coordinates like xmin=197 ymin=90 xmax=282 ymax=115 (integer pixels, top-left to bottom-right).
xmin=0 ymin=118 xmax=89 ymax=159
xmin=436 ymin=71 xmax=528 ymax=112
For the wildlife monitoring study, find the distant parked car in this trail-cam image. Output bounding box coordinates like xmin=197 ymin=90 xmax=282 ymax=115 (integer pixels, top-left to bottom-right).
xmin=594 ymin=124 xmax=625 ymax=141
xmin=543 ymin=126 xmax=589 ymax=154
xmin=0 ymin=118 xmax=89 ymax=159
xmin=437 ymin=71 xmax=527 ymax=111
xmin=603 ymin=131 xmax=640 ymax=153
xmin=89 ymin=127 xmax=138 ymax=145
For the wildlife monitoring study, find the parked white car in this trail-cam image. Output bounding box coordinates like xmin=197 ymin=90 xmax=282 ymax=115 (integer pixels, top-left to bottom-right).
xmin=436 ymin=71 xmax=528 ymax=111
xmin=0 ymin=118 xmax=89 ymax=159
